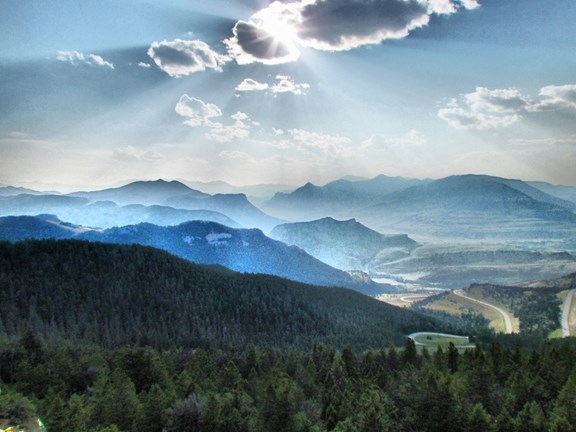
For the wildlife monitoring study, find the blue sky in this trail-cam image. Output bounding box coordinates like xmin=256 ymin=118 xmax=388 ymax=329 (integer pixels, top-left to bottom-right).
xmin=1 ymin=0 xmax=575 ymax=190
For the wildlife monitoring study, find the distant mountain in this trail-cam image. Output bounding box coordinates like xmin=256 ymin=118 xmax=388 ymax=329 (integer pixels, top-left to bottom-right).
xmin=165 ymin=193 xmax=283 ymax=233
xmin=497 ymin=178 xmax=576 ymax=211
xmin=0 ymin=186 xmax=55 ymax=196
xmin=270 ymin=217 xmax=419 ymax=271
xmin=0 ymin=194 xmax=90 ymax=214
xmin=528 ymin=181 xmax=576 ymax=205
xmin=265 ymin=174 xmax=427 ymax=219
xmin=0 ymin=216 xmax=394 ymax=295
xmin=69 ymin=179 xmax=282 ymax=231
xmin=0 ymin=215 xmax=91 ymax=241
xmin=70 ymin=179 xmax=207 ymax=206
xmin=357 ymin=175 xmax=576 ymax=246
xmin=0 ymin=195 xmax=239 ymax=229
xmin=0 ymin=239 xmax=441 ymax=349
xmin=181 ymin=179 xmax=295 ymax=200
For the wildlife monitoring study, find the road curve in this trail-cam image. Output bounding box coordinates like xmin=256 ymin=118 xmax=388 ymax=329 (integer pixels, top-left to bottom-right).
xmin=561 ymin=289 xmax=576 ymax=337
xmin=454 ymin=289 xmax=514 ymax=334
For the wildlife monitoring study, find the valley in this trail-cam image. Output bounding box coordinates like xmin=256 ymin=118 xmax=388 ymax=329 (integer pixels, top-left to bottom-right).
xmin=2 ymin=173 xmax=576 ymax=295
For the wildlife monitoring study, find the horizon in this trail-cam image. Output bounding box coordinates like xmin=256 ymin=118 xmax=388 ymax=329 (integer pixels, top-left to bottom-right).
xmin=1 ymin=0 xmax=575 ymax=188
xmin=3 ymin=171 xmax=576 ymax=195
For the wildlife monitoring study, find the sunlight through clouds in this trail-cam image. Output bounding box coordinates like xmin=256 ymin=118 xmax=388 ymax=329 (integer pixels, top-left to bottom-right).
xmin=225 ymin=0 xmax=480 ymax=64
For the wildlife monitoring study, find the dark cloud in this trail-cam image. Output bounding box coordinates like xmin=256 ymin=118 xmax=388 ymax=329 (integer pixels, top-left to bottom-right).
xmin=225 ymin=0 xmax=479 ymax=64
xmin=297 ymin=0 xmax=430 ymax=50
xmin=225 ymin=20 xmax=300 ymax=64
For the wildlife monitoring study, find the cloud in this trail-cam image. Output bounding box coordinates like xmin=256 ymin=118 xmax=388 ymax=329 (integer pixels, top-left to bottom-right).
xmin=219 ymin=150 xmax=253 ymax=161
xmin=236 ymin=75 xmax=310 ymax=95
xmin=174 ymin=96 xmax=253 ymax=142
xmin=271 ymin=75 xmax=310 ymax=94
xmin=285 ymin=129 xmax=353 ymax=159
xmin=438 ymin=84 xmax=576 ymax=129
xmin=236 ymin=78 xmax=269 ymax=92
xmin=536 ymin=84 xmax=576 ymax=111
xmin=113 ymin=146 xmax=165 ymax=162
xmin=224 ymin=1 xmax=302 ymax=65
xmin=56 ymin=51 xmax=114 ymax=69
xmin=206 ymin=112 xmax=253 ymax=143
xmin=225 ymin=0 xmax=479 ymax=64
xmin=147 ymin=39 xmax=229 ymax=77
xmin=137 ymin=62 xmax=151 ymax=68
xmin=362 ymin=129 xmax=427 ymax=148
xmin=175 ymin=95 xmax=223 ymax=127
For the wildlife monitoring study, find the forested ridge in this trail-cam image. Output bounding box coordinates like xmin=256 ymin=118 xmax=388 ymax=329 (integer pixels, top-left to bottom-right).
xmin=0 ymin=239 xmax=441 ymax=350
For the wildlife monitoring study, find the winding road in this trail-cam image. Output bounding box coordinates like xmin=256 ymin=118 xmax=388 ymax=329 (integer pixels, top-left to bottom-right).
xmin=454 ymin=289 xmax=514 ymax=334
xmin=561 ymin=289 xmax=576 ymax=337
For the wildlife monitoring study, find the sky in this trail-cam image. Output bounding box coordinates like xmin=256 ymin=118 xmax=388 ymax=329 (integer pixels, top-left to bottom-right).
xmin=1 ymin=0 xmax=576 ymax=191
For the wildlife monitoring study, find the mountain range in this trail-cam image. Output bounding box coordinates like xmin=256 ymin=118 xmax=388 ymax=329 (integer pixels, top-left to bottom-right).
xmin=0 ymin=215 xmax=393 ymax=295
xmin=69 ymin=179 xmax=283 ymax=231
xmin=2 ymin=173 xmax=576 ymax=291
xmin=0 ymin=180 xmax=281 ymax=232
xmin=264 ymin=174 xmax=427 ymax=219
xmin=0 ymin=195 xmax=240 ymax=229
xmin=356 ymin=175 xmax=576 ymax=248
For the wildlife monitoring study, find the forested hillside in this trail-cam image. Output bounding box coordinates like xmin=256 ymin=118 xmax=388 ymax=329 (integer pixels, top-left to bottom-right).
xmin=0 ymin=239 xmax=440 ymax=350
xmin=2 ymin=333 xmax=576 ymax=431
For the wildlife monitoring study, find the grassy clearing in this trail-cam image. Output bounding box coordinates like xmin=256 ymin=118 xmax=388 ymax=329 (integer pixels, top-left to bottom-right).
xmin=423 ymin=292 xmax=508 ymax=333
xmin=409 ymin=332 xmax=474 ymax=351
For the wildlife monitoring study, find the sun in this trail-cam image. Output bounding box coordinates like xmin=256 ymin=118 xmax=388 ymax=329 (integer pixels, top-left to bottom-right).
xmin=262 ymin=16 xmax=299 ymax=46
xmin=254 ymin=2 xmax=302 ymax=47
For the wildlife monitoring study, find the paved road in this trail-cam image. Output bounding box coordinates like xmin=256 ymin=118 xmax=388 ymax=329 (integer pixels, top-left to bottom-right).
xmin=400 ymin=295 xmax=430 ymax=303
xmin=561 ymin=289 xmax=576 ymax=337
xmin=454 ymin=289 xmax=514 ymax=334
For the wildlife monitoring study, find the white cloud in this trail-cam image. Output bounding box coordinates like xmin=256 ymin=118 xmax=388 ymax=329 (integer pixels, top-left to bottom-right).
xmin=236 ymin=78 xmax=269 ymax=92
xmin=236 ymin=75 xmax=310 ymax=95
xmin=175 ymin=95 xmax=223 ymax=127
xmin=206 ymin=112 xmax=253 ymax=143
xmin=225 ymin=0 xmax=479 ymax=64
xmin=147 ymin=39 xmax=229 ymax=77
xmin=56 ymin=51 xmax=114 ymax=69
xmin=271 ymin=75 xmax=310 ymax=95
xmin=231 ymin=112 xmax=249 ymax=121
xmin=438 ymin=84 xmax=576 ymax=130
xmin=113 ymin=146 xmax=165 ymax=162
xmin=427 ymin=0 xmax=479 ymax=14
xmin=535 ymin=84 xmax=576 ymax=111
xmin=137 ymin=62 xmax=151 ymax=68
xmin=174 ymin=96 xmax=253 ymax=142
